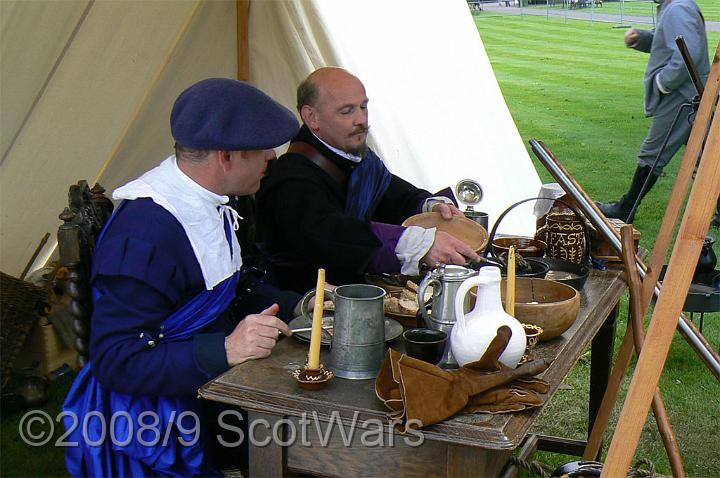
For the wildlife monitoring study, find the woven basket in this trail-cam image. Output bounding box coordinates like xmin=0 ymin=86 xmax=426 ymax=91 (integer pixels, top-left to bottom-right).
xmin=0 ymin=272 xmax=49 ymax=388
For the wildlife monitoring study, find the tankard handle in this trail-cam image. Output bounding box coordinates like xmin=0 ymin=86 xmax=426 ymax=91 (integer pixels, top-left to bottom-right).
xmin=417 ymin=276 xmax=440 ymax=328
xmin=300 ymin=288 xmax=336 ymax=321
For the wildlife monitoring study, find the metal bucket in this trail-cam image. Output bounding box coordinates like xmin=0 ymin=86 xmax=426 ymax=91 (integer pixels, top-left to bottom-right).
xmin=330 ymin=284 xmax=386 ymax=379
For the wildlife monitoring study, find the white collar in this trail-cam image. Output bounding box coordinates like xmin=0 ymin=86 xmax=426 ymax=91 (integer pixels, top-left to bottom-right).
xmin=112 ymin=155 xmax=243 ymax=290
xmin=312 ymin=131 xmax=363 ymax=163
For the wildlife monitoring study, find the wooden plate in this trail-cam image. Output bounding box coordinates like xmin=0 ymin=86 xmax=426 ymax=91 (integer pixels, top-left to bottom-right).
xmin=402 ymin=212 xmax=489 ymax=252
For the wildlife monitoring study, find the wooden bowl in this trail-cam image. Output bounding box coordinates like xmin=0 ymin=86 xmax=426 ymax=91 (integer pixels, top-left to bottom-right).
xmin=500 ymin=278 xmax=580 ymax=341
xmin=402 ymin=212 xmax=488 ymax=252
xmin=492 ymin=236 xmax=546 ymax=258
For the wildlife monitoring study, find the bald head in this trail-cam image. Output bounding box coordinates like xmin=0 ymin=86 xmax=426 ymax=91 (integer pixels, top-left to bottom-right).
xmin=296 ymin=67 xmax=363 ymax=110
xmin=297 ymin=67 xmax=370 ymax=156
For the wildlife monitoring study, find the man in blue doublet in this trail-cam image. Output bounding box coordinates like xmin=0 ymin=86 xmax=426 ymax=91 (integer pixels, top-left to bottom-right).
xmin=63 ymin=78 xmax=301 ymax=477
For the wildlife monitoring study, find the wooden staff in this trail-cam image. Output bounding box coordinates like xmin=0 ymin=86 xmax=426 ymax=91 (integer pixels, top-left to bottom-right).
xmin=585 ymin=232 xmax=684 ymax=476
xmin=621 ymin=226 xmax=684 ymax=476
xmin=585 ymin=43 xmax=720 ymax=462
xmin=236 ymin=0 xmax=250 ymax=81
xmin=601 ymin=74 xmax=720 ymax=478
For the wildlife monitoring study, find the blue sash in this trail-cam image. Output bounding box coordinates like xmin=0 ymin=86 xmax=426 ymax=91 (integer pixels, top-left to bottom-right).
xmin=344 ymin=149 xmax=392 ymax=220
xmin=63 ymin=205 xmax=240 ymax=477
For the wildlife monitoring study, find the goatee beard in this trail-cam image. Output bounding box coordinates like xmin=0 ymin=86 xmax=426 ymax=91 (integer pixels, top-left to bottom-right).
xmin=347 ymin=142 xmax=369 ymax=158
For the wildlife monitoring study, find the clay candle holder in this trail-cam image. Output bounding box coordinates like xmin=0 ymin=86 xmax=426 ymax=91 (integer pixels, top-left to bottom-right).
xmin=292 ymin=363 xmax=334 ymax=390
xmin=523 ymin=324 xmax=544 ymax=350
xmin=519 ymin=324 xmax=543 ymax=364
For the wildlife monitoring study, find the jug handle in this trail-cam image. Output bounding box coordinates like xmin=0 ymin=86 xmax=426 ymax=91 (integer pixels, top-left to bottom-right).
xmin=417 ymin=276 xmax=440 ymax=327
xmin=454 ymin=274 xmax=483 ymax=334
xmin=299 ymin=288 xmax=336 ymax=320
xmin=535 ymin=224 xmax=547 ymax=243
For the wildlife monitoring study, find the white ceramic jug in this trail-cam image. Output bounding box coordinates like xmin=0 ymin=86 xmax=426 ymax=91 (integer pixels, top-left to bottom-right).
xmin=450 ymin=267 xmax=526 ymax=368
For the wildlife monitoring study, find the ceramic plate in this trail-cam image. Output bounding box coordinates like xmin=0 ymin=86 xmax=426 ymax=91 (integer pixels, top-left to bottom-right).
xmin=288 ymin=314 xmax=403 ymax=346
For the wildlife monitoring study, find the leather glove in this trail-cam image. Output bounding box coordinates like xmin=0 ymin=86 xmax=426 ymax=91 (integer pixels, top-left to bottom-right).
xmin=375 ymin=326 xmax=551 ymax=431
xmin=464 ymin=377 xmax=550 ymax=413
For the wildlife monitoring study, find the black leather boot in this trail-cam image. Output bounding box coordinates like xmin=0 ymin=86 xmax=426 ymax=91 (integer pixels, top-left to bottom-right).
xmin=597 ymin=165 xmax=658 ymax=222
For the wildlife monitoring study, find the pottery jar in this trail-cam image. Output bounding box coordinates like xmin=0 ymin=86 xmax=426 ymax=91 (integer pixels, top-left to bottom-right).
xmin=450 ymin=266 xmax=526 ymax=368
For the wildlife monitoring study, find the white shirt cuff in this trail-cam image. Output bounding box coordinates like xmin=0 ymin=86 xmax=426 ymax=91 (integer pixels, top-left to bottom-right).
xmin=655 ymin=73 xmax=669 ymax=95
xmin=422 ymin=196 xmax=454 ymax=213
xmin=395 ymin=226 xmax=436 ymax=276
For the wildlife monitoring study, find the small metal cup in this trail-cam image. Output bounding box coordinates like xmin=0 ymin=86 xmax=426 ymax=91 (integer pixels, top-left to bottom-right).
xmin=464 ymin=210 xmax=489 ymax=231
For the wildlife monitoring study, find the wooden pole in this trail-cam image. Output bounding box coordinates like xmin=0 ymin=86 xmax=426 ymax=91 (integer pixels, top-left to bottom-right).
xmin=584 ymin=44 xmax=720 ymax=461
xmin=620 ymin=226 xmax=684 ymax=477
xmin=601 ymin=94 xmax=720 ymax=477
xmin=236 ymin=0 xmax=250 ymax=81
xmin=19 ymin=233 xmax=51 ymax=280
xmin=583 ymin=324 xmax=635 ymax=459
xmin=639 ymin=43 xmax=720 ymax=314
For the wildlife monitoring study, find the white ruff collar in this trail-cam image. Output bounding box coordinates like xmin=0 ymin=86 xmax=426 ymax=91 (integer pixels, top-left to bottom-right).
xmin=312 ymin=131 xmax=363 ymax=163
xmin=113 ymin=155 xmax=242 ymax=290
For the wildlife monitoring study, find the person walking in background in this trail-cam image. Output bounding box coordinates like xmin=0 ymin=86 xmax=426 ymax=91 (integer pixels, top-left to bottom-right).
xmin=598 ymin=0 xmax=709 ymax=223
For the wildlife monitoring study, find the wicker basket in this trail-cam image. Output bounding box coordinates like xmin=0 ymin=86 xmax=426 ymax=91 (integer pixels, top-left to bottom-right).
xmin=0 ymin=272 xmax=49 ymax=388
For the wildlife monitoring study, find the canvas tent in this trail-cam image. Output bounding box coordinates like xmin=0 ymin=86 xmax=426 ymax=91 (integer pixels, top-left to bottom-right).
xmin=0 ymin=0 xmax=541 ymax=277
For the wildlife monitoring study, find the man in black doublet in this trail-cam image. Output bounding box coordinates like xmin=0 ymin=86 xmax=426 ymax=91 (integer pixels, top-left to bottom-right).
xmin=257 ymin=67 xmax=479 ymax=293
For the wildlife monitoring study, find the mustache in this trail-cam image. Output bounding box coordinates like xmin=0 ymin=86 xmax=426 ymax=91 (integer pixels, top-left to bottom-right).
xmin=350 ymin=125 xmax=370 ymax=136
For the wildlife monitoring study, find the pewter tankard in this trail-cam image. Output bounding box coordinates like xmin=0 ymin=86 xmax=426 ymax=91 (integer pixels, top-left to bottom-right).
xmin=301 ymin=284 xmax=386 ymax=379
xmin=417 ymin=265 xmax=477 ymax=368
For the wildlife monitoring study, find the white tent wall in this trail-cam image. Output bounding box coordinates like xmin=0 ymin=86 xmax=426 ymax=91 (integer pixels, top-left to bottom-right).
xmin=249 ymin=0 xmax=542 ymax=238
xmin=1 ymin=0 xmax=540 ymax=277
xmin=0 ymin=1 xmax=89 ymax=158
xmin=0 ymin=0 xmax=236 ymax=275
xmin=97 ymin=0 xmax=238 ymax=189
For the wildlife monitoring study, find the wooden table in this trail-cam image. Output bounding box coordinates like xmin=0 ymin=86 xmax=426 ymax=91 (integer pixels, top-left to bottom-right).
xmin=200 ymin=266 xmax=626 ymax=477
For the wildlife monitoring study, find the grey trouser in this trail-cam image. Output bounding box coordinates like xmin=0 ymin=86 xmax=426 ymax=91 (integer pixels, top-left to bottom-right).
xmin=637 ymin=92 xmax=695 ymax=174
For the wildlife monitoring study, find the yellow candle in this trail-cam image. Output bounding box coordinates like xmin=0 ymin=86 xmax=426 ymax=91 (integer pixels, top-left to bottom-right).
xmin=307 ymin=268 xmax=326 ymax=370
xmin=506 ymin=246 xmax=516 ymax=316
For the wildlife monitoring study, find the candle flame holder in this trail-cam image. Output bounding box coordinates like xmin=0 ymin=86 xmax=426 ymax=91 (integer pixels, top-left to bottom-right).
xmin=292 ymin=363 xmax=334 ymax=390
xmin=519 ymin=324 xmax=544 ymax=364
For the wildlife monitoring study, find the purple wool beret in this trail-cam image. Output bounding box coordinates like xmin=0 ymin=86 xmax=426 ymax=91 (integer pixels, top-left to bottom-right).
xmin=171 ymin=78 xmax=299 ymax=151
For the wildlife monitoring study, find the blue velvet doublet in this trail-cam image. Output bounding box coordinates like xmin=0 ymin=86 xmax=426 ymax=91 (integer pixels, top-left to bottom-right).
xmin=62 ymin=198 xmax=294 ymax=477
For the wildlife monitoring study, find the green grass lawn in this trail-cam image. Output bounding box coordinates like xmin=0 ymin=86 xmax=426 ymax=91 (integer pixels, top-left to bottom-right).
xmin=528 ymin=0 xmax=659 ymax=19
xmin=697 ymin=0 xmax=720 ymax=20
xmin=1 ymin=375 xmax=72 ymax=477
xmin=523 ymin=0 xmax=720 ymax=21
xmin=599 ymin=0 xmax=720 ymax=20
xmin=476 ymin=14 xmax=720 ymax=477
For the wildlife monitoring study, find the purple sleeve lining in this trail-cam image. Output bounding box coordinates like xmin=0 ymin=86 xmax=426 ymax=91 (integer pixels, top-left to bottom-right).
xmin=366 ymin=222 xmax=405 ymax=273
